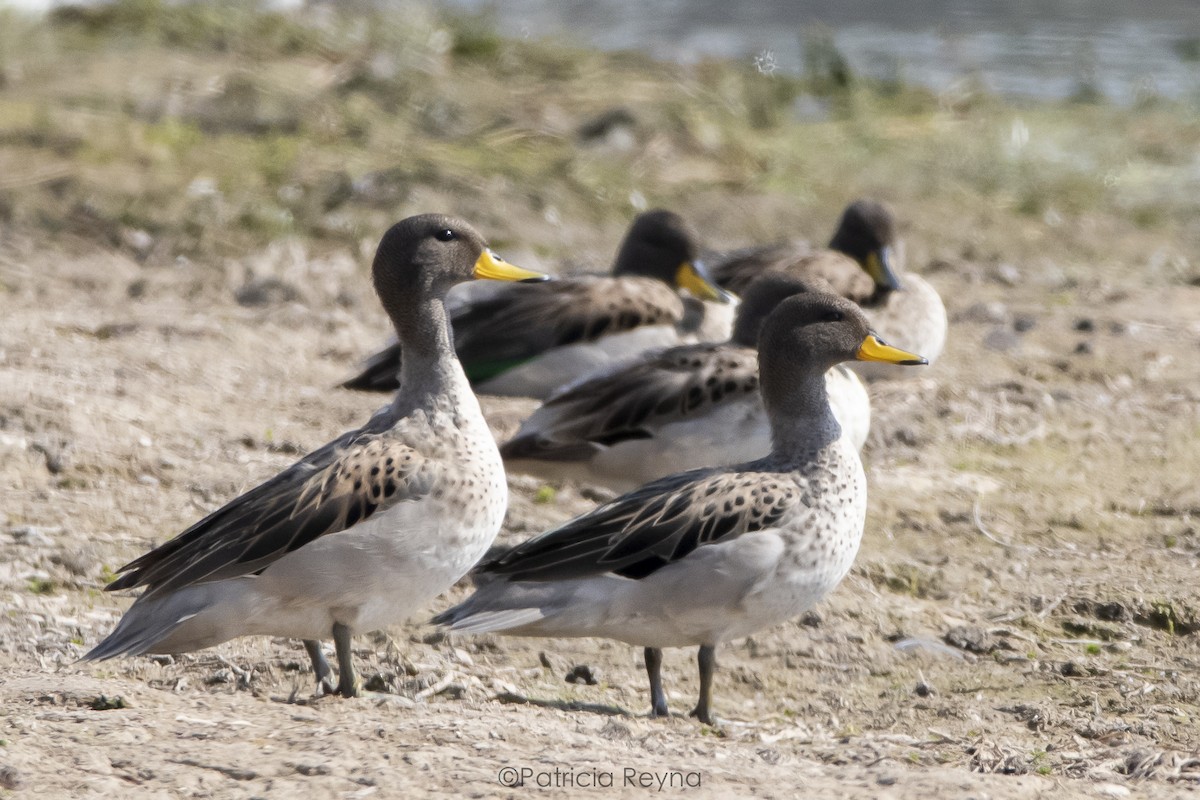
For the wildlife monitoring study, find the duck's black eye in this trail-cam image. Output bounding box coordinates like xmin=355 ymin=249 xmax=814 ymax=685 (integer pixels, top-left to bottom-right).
xmin=823 ymin=311 xmax=844 ymax=322
xmin=434 ymin=229 xmax=456 ymax=242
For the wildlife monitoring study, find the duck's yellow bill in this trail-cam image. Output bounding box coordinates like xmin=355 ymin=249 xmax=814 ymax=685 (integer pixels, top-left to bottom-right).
xmin=856 ymin=334 xmax=927 ymax=365
xmin=675 ymin=260 xmax=733 ymax=303
xmin=865 ymin=248 xmax=902 ymax=291
xmin=473 ymin=249 xmax=550 ymax=282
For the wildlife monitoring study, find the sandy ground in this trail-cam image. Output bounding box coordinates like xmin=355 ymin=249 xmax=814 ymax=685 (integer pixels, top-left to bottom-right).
xmin=2 ymin=223 xmax=1199 ymax=799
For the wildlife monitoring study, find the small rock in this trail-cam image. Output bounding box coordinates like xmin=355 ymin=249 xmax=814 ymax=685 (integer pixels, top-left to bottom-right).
xmin=364 ymin=673 xmax=394 ymax=693
xmin=120 ymin=227 xmax=155 ymax=258
xmin=876 ymin=774 xmax=898 ymax=786
xmin=235 ymin=277 xmax=302 ymax=308
xmin=799 ymin=610 xmax=822 ymax=628
xmin=944 ymin=625 xmax=996 ymax=654
xmin=992 ymin=263 xmax=1022 ymax=286
xmin=0 ymin=767 xmax=20 ymax=790
xmin=959 ymin=301 xmax=1009 ymax=324
xmin=295 ymin=763 xmax=331 ymax=777
xmin=1012 ymin=313 xmax=1037 ymax=333
xmin=983 ymin=328 xmax=1021 ymax=352
xmin=1073 ymin=318 xmax=1095 ymax=332
xmin=1074 ymin=340 xmax=1093 ymax=355
xmin=1060 ymin=661 xmax=1086 ymax=677
xmin=538 ymin=651 xmax=554 ymax=669
xmin=564 ymin=664 xmax=599 ymax=685
xmin=89 ymin=695 xmax=128 ymax=710
xmin=914 ymin=680 xmax=935 ymax=697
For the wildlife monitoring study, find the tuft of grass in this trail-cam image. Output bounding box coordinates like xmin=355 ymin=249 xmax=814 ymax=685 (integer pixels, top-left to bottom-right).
xmin=27 ymin=577 xmax=55 ymax=595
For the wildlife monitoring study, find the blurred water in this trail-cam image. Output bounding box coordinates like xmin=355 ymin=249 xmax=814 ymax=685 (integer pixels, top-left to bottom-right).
xmin=438 ymin=0 xmax=1200 ymax=103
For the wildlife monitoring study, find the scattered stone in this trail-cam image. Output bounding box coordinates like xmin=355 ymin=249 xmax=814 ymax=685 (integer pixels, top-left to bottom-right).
xmin=30 ymin=440 xmax=69 ymax=474
xmin=9 ymin=525 xmax=54 ymax=546
xmin=1074 ymin=340 xmax=1093 ymax=355
xmin=364 ymin=673 xmax=394 ymax=693
xmin=295 ymin=763 xmax=331 ymax=777
xmin=120 ymin=227 xmax=155 ymax=259
xmin=0 ymin=767 xmax=20 ymax=790
xmin=992 ymin=263 xmax=1022 ymax=286
xmin=1012 ymin=313 xmax=1037 ymax=332
xmin=983 ymin=328 xmax=1021 ymax=352
xmin=1060 ymin=661 xmax=1086 ymax=677
xmin=1073 ymin=317 xmax=1095 ymax=332
xmin=235 ymin=277 xmax=302 ymax=307
xmin=1096 ymin=782 xmax=1131 ymax=797
xmin=538 ymin=651 xmax=554 ymax=669
xmin=799 ymin=610 xmax=822 ymax=628
xmin=90 ymin=695 xmax=128 ymax=710
xmin=564 ymin=664 xmax=599 ymax=685
xmin=599 ymin=719 xmax=632 ymax=740
xmin=914 ymin=679 xmax=936 ymax=697
xmin=943 ymin=625 xmax=996 ymax=654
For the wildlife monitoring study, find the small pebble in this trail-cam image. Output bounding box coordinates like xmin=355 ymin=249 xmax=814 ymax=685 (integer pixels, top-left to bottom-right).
xmin=983 ymin=328 xmax=1021 ymax=352
xmin=564 ymin=664 xmax=599 ymax=685
xmin=1012 ymin=314 xmax=1037 ymax=333
xmin=1073 ymin=318 xmax=1095 ymax=332
xmin=992 ymin=263 xmax=1022 ymax=286
xmin=0 ymin=766 xmax=20 ymax=790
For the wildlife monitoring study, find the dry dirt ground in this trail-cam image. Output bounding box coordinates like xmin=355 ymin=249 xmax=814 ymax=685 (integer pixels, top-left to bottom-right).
xmin=2 ymin=219 xmax=1199 ymax=799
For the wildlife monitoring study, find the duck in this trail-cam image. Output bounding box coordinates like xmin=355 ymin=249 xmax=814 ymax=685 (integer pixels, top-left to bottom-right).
xmin=711 ymin=199 xmax=946 ymax=374
xmin=433 ymin=290 xmax=927 ymax=723
xmin=341 ymin=209 xmax=733 ymax=400
xmin=500 ymin=273 xmax=871 ymax=493
xmin=84 ymin=214 xmax=548 ymax=697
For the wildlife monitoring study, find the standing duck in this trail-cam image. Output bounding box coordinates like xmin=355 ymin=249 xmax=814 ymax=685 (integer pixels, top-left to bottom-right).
xmin=712 ymin=199 xmax=946 ymax=373
xmin=500 ymin=273 xmax=871 ymax=493
xmin=85 ymin=214 xmax=547 ymax=697
xmin=341 ymin=209 xmax=732 ymax=400
xmin=434 ymin=290 xmax=926 ymax=723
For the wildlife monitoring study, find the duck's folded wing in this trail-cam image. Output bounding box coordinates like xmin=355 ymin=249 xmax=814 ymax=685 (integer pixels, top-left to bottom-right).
xmin=107 ymin=423 xmax=436 ymax=599
xmin=452 ymin=276 xmax=683 ymax=381
xmin=501 ymin=342 xmax=758 ymax=461
xmin=481 ymin=469 xmax=797 ymax=582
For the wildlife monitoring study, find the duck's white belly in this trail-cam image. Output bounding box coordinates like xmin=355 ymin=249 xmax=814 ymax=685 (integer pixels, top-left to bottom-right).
xmin=248 ymin=489 xmax=506 ymax=638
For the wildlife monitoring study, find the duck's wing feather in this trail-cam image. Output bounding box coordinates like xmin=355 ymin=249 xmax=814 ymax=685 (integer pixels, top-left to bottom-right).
xmin=481 ymin=467 xmax=798 ymax=581
xmin=451 ymin=276 xmax=683 ymax=382
xmin=108 ymin=412 xmax=438 ymax=599
xmin=501 ymin=343 xmax=758 ymax=462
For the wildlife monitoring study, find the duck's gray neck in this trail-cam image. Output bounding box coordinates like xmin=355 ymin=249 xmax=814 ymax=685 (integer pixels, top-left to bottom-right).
xmin=389 ymin=295 xmax=474 ymax=417
xmin=759 ymin=355 xmax=842 ymax=455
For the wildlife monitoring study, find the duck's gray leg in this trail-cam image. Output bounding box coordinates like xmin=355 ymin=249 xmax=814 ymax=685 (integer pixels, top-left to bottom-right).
xmin=688 ymin=644 xmax=716 ymax=725
xmin=332 ymin=623 xmax=362 ymax=698
xmin=303 ymin=639 xmax=336 ymax=695
xmin=644 ymin=647 xmax=669 ymax=718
